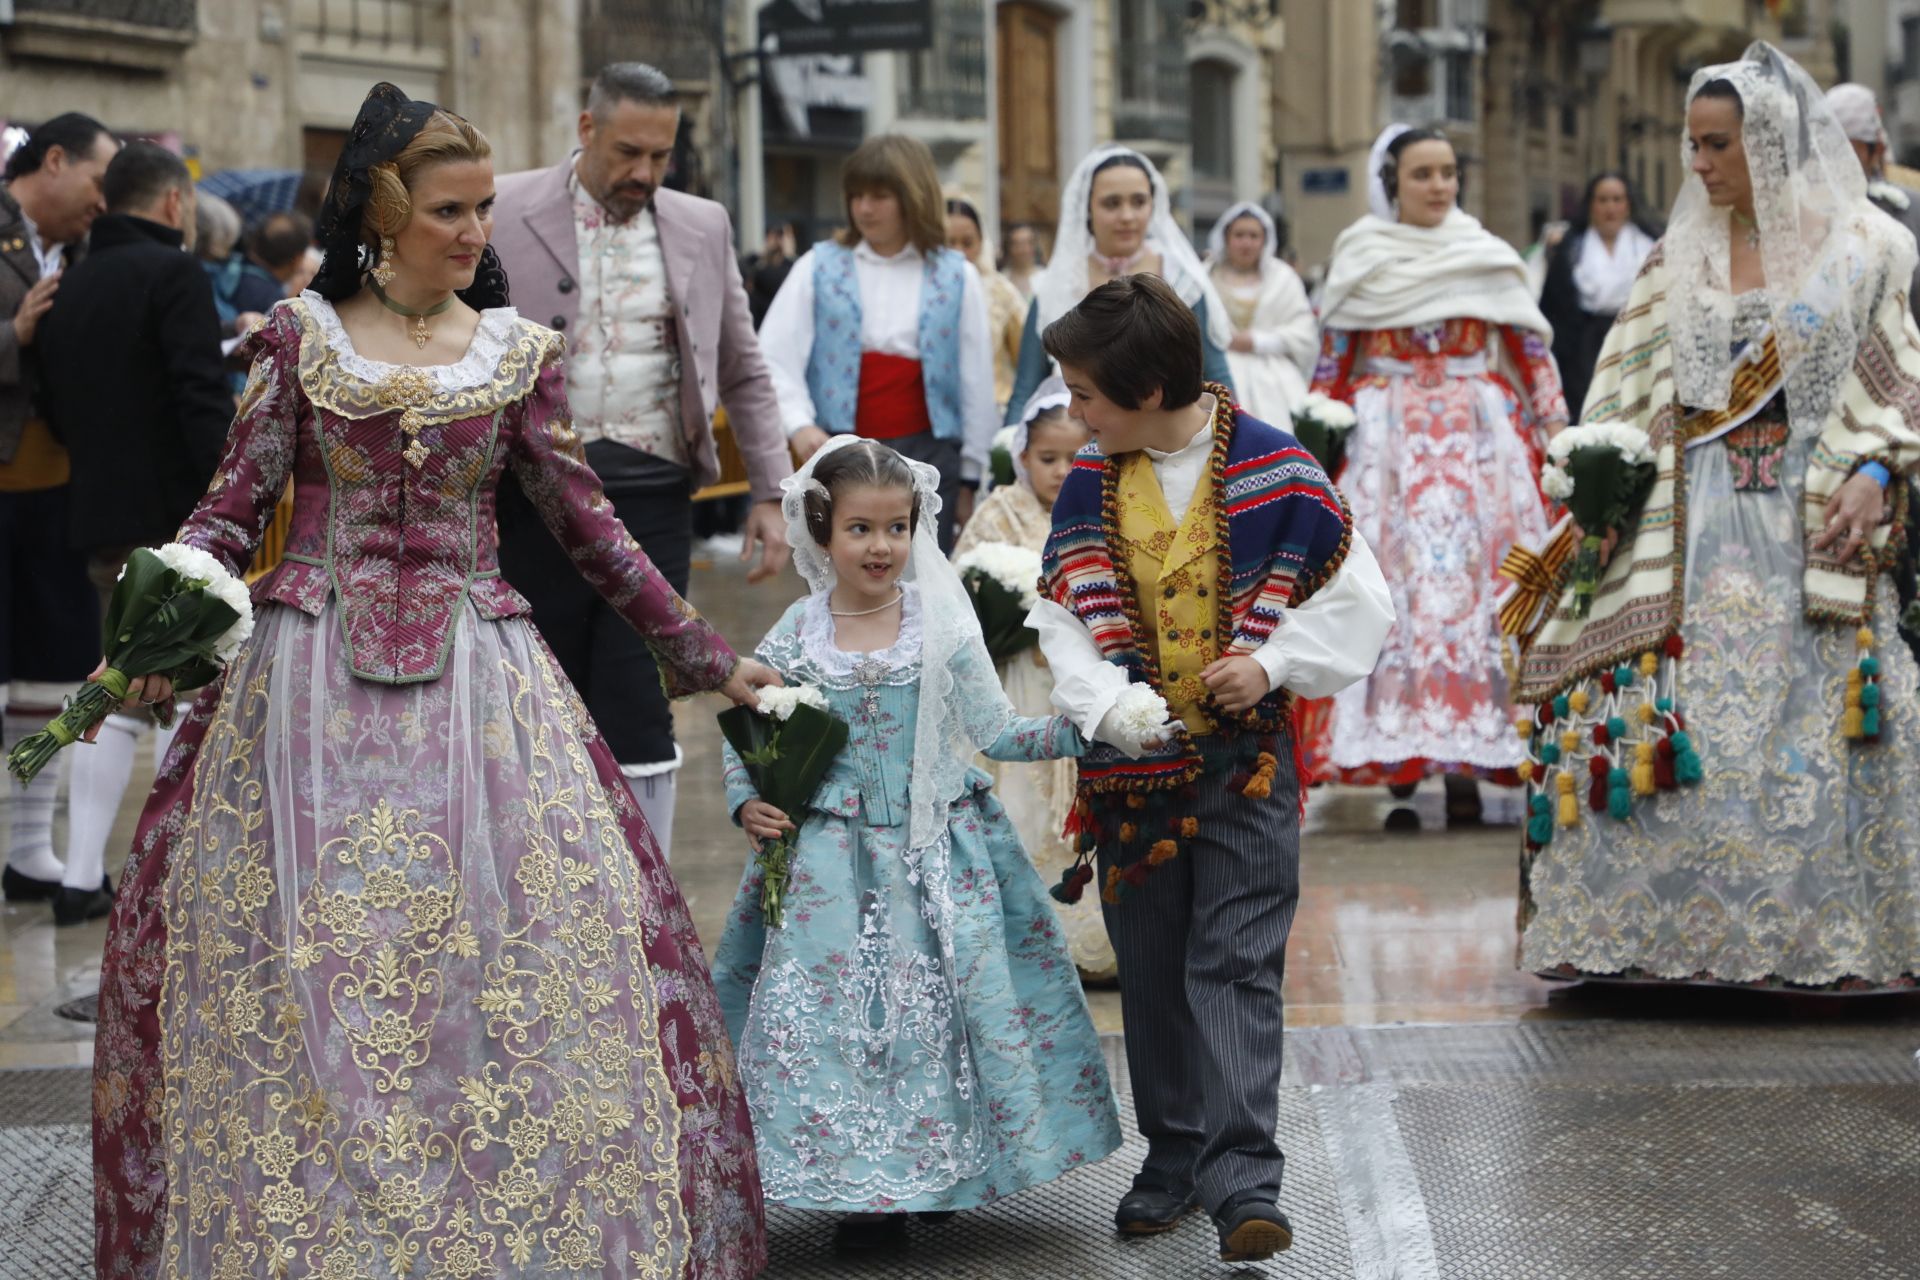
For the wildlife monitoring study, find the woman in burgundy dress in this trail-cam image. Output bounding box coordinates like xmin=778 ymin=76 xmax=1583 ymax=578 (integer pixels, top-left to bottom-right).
xmin=90 ymin=83 xmax=775 ymax=1280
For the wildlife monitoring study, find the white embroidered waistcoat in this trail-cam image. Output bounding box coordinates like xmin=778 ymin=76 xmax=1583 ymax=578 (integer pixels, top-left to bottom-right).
xmin=566 ymin=182 xmax=687 ymax=465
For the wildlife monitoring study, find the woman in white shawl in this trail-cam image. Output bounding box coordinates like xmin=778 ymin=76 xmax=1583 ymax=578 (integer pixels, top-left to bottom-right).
xmin=1538 ymin=172 xmax=1661 ymax=420
xmin=1004 ymin=144 xmax=1235 ymax=421
xmin=1302 ymin=124 xmax=1568 ymax=828
xmin=1206 ymin=200 xmax=1317 ymax=425
xmin=1507 ymin=43 xmax=1920 ymax=992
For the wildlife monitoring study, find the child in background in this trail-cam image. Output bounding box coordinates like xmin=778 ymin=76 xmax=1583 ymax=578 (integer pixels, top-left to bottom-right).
xmin=953 ymin=377 xmax=1113 ymax=982
xmin=710 ymin=437 xmax=1120 ymax=1253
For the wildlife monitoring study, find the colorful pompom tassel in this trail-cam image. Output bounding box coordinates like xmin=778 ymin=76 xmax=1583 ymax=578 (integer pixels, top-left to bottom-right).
xmin=1557 ymin=771 xmax=1578 ymax=827
xmin=1569 ymin=689 xmax=1590 ymax=715
xmin=1147 ymin=840 xmax=1179 ymax=866
xmin=1527 ymin=793 xmax=1555 ymax=846
xmin=1607 ymin=766 xmax=1633 ymax=820
xmin=1670 ymin=730 xmax=1703 ymax=786
xmin=1587 ymin=755 xmax=1609 ymax=812
xmin=1654 ymin=736 xmax=1678 ymax=790
xmin=1632 ymin=741 xmax=1657 ymax=797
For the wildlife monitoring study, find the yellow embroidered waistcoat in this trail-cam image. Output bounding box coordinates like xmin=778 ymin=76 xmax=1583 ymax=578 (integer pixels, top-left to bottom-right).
xmin=1115 ymin=451 xmax=1223 ymax=736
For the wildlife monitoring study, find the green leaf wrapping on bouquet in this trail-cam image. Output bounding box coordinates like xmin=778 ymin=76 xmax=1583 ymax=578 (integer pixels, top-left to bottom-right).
xmin=1291 ymin=417 xmax=1348 ymax=478
xmin=961 ymin=568 xmax=1039 ymax=662
xmin=7 ymin=547 xmax=247 ymax=784
xmin=717 ymin=701 xmax=849 ymax=929
xmin=990 ymin=443 xmax=1016 ymax=490
xmin=1559 ymin=446 xmax=1657 ymax=619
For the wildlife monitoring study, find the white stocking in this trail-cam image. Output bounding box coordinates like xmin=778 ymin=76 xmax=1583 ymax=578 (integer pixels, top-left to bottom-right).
xmin=4 ymin=709 xmax=67 ymax=882
xmin=624 ymin=767 xmax=678 ymax=863
xmin=62 ymin=713 xmax=140 ymax=891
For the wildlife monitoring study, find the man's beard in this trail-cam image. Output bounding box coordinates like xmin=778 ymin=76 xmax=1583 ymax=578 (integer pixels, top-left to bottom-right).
xmin=603 ymin=183 xmax=654 ymax=220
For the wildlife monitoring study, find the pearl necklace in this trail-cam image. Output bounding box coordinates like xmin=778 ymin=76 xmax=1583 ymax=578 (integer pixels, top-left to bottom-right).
xmin=829 ymin=590 xmax=903 ymax=618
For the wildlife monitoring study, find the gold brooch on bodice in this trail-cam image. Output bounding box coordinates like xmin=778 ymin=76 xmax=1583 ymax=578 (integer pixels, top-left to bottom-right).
xmin=374 ymin=367 xmax=439 ymax=469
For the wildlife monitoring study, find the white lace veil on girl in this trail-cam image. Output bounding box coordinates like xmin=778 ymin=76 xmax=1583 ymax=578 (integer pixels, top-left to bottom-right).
xmin=1031 ymin=144 xmax=1235 ymax=350
xmin=1664 ymin=41 xmax=1894 ymax=435
xmin=780 ymin=436 xmax=1016 ymax=849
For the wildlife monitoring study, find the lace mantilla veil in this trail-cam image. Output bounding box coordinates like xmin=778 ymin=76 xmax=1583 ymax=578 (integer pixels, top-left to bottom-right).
xmin=1664 ymin=41 xmax=1904 ymax=434
xmin=1032 ymin=144 xmax=1234 ymax=350
xmin=781 ymin=437 xmax=1017 ymax=849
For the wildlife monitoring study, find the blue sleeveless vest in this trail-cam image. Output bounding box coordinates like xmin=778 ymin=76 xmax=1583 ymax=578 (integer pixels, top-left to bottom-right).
xmin=805 ymin=240 xmax=967 ymax=440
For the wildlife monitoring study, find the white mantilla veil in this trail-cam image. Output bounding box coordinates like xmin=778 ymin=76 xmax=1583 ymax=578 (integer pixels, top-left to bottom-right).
xmin=779 ymin=436 xmax=1017 ymax=850
xmin=1664 ymin=41 xmax=1897 ymax=435
xmin=1031 ymin=143 xmax=1235 ymax=350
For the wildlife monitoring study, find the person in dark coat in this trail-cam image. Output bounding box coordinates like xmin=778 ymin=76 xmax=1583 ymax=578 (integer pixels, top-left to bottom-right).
xmin=1538 ymin=172 xmax=1661 ymax=423
xmin=33 ymin=140 xmax=231 ymax=923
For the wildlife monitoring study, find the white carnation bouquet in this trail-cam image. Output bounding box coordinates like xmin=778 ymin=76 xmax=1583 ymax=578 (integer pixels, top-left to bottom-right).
xmin=1108 ymin=684 xmax=1175 ymax=745
xmin=1291 ymin=391 xmax=1358 ymax=475
xmin=954 ymin=542 xmax=1043 ymax=661
xmin=8 ymin=543 xmax=254 ymax=783
xmin=716 ymin=680 xmax=848 ymax=928
xmin=754 ymin=683 xmax=831 ymax=722
xmin=1538 ymin=421 xmax=1658 ymax=617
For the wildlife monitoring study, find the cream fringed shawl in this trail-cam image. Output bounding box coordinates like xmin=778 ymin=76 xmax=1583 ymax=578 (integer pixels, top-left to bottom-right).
xmin=1506 ymin=226 xmax=1920 ymax=703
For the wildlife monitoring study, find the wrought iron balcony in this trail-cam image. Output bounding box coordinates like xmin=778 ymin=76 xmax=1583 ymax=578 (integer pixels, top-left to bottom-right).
xmin=1114 ymin=0 xmax=1190 ymax=143
xmin=3 ymin=0 xmax=197 ymax=69
xmin=579 ymin=0 xmax=717 ymax=88
xmin=898 ymin=0 xmax=986 ymax=121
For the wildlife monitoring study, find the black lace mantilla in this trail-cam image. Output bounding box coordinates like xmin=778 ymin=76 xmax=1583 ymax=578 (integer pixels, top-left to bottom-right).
xmin=309 ymin=81 xmax=511 ymax=310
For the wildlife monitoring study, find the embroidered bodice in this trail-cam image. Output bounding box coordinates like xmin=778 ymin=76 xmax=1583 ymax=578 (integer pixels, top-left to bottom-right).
xmin=178 ymin=294 xmax=736 ymax=687
xmin=1312 ymin=317 xmax=1569 ymax=427
xmin=724 ymin=589 xmax=1081 ymax=830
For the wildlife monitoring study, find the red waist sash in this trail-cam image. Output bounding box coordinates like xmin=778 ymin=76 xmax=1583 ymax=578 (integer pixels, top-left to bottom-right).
xmin=854 ymin=352 xmax=933 ymax=440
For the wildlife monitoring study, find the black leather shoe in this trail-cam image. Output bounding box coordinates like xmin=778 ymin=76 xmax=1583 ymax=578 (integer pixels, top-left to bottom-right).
xmin=1114 ymin=1180 xmax=1199 ymax=1236
xmin=53 ymin=882 xmax=114 ymax=927
xmin=3 ymin=865 xmax=62 ymax=903
xmin=833 ymin=1213 xmax=908 ymax=1252
xmin=1213 ymin=1194 xmax=1293 ymax=1262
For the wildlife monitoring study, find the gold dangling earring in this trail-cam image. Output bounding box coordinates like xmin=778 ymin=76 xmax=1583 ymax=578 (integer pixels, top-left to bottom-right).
xmin=370 ymin=235 xmax=397 ymax=288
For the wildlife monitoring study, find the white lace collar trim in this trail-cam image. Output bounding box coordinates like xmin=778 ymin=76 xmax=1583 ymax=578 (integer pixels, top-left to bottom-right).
xmin=297 ymin=292 xmax=522 ymax=391
xmin=799 ymin=582 xmax=924 ymax=676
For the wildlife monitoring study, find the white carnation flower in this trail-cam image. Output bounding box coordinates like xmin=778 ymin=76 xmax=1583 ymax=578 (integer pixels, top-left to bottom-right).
xmin=992 ymin=425 xmax=1021 ymax=454
xmin=1295 ymin=392 xmax=1356 ymax=434
xmin=1110 ymin=683 xmax=1173 ymax=742
xmin=152 ymin=542 xmax=255 ymax=663
xmin=755 ymin=682 xmax=830 ymax=721
xmin=954 ymin=542 xmax=1044 ymax=610
xmin=1546 ymin=420 xmax=1654 ymax=468
xmin=1540 ymin=465 xmax=1575 ymax=501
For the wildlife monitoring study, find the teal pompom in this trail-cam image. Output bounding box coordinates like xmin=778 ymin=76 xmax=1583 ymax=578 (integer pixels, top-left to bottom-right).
xmin=1607 ymin=769 xmax=1633 ymax=821
xmin=1861 ymin=682 xmax=1882 ymax=709
xmin=1540 ymin=742 xmax=1562 ymax=765
xmin=1864 ymin=708 xmax=1882 ymax=738
xmin=1614 ymin=664 xmax=1634 ymax=688
xmin=1606 ymin=716 xmax=1628 ymax=740
xmin=1656 ymin=697 xmax=1675 ymax=713
xmin=1553 ymin=694 xmax=1571 ymax=718
xmin=1530 ymin=794 xmax=1551 ymax=815
xmin=1861 ymin=656 xmax=1881 ymax=679
xmin=1670 ymin=730 xmax=1703 ymax=785
xmin=1527 ymin=812 xmax=1555 ymax=846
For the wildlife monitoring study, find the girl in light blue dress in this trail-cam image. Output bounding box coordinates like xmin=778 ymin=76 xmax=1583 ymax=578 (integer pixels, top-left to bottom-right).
xmin=711 ymin=437 xmax=1121 ymax=1249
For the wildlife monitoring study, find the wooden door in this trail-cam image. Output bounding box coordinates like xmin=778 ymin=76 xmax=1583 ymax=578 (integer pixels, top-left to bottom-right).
xmin=998 ymin=3 xmax=1060 ymax=241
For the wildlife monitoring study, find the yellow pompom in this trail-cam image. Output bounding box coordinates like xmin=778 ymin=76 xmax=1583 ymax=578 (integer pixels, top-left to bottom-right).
xmin=1147 ymin=840 xmax=1179 ymax=865
xmin=1516 ymin=719 xmax=1534 ymax=739
xmin=1242 ymin=774 xmax=1272 ymax=800
xmin=1181 ymin=817 xmax=1199 ymax=838
xmin=1569 ymin=689 xmax=1590 ymax=715
xmin=1103 ymin=865 xmax=1123 ymax=905
xmin=1632 ymin=741 xmax=1656 ymax=796
xmin=1119 ymin=823 xmax=1138 ymax=844
xmin=1558 ymin=790 xmax=1579 ymax=827
xmin=1560 ymin=730 xmax=1580 ymax=754
xmin=1640 ymin=652 xmax=1659 ymax=677
xmin=1517 ymin=760 xmax=1535 ymax=782
xmin=1857 ymin=627 xmax=1876 ymax=650
xmin=1637 ymin=702 xmax=1656 ymax=725
xmin=1556 ymin=771 xmax=1575 ymax=794
xmin=1126 ymin=793 xmax=1147 ymax=810
xmin=1844 ymin=706 xmax=1866 ymax=740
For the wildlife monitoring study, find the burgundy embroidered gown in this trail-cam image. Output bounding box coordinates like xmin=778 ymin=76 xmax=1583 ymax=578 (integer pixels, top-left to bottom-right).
xmin=90 ymin=296 xmax=765 ymax=1280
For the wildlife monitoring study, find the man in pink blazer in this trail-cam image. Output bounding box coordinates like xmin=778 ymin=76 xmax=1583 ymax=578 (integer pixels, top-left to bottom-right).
xmin=492 ymin=61 xmax=792 ymax=856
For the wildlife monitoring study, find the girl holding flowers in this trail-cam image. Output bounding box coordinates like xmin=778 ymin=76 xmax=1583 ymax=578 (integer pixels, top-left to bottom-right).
xmin=952 ymin=376 xmax=1113 ymax=981
xmin=710 ymin=436 xmax=1119 ymax=1252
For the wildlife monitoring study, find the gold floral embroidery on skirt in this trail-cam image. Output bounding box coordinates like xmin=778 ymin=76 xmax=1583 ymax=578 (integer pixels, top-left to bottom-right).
xmin=159 ymin=641 xmax=688 ymax=1279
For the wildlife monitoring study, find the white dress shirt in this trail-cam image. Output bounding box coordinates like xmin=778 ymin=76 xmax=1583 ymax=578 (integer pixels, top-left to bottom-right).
xmin=1026 ymin=407 xmax=1395 ymax=755
xmin=17 ymin=207 xmax=64 ymax=280
xmin=759 ymin=240 xmax=999 ymax=481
